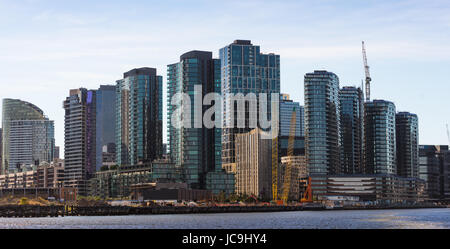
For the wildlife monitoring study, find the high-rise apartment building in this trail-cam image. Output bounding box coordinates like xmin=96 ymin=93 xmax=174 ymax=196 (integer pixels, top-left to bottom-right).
xmin=235 ymin=128 xmax=272 ymax=200
xmin=9 ymin=119 xmax=55 ymax=170
xmin=396 ymin=112 xmax=419 ymax=178
xmin=304 ymin=70 xmax=341 ymax=176
xmin=96 ymin=85 xmax=117 ymax=171
xmin=167 ymin=50 xmax=233 ymax=192
xmin=63 ymin=88 xmax=97 ymax=195
xmin=339 ymin=86 xmax=364 ymax=174
xmin=2 ymin=99 xmax=51 ymax=174
xmin=363 ymin=100 xmax=396 ymax=175
xmin=220 ymin=40 xmax=280 ymax=172
xmin=419 ymin=145 xmax=450 ymax=201
xmin=116 ymin=68 xmax=163 ymax=166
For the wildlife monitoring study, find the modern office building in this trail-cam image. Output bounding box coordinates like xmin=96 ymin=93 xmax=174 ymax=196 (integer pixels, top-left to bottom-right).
xmin=363 ymin=100 xmax=397 ymax=175
xmin=304 ymin=70 xmax=341 ymax=177
xmin=220 ymin=40 xmax=280 ymax=172
xmin=95 ymin=85 xmax=117 ymax=172
xmin=235 ymin=128 xmax=272 ymax=200
xmin=419 ymin=145 xmax=450 ymax=201
xmin=2 ymin=99 xmax=50 ymax=174
xmin=63 ymin=88 xmax=97 ymax=195
xmin=396 ymin=112 xmax=419 ymax=178
xmin=8 ymin=119 xmax=55 ymax=170
xmin=279 ymin=94 xmax=304 ymax=137
xmin=116 ymin=68 xmax=163 ymax=166
xmin=339 ymin=86 xmax=364 ymax=174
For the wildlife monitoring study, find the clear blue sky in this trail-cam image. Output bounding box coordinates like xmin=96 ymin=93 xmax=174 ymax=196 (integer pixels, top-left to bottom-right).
xmin=1 ymin=0 xmax=450 ymax=154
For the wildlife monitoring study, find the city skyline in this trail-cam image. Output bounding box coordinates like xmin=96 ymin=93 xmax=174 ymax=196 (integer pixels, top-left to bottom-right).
xmin=1 ymin=0 xmax=450 ymax=154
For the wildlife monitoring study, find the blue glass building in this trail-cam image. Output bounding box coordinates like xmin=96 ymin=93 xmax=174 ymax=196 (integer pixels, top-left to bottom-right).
xmin=116 ymin=68 xmax=163 ymax=166
xmin=363 ymin=100 xmax=397 ymax=175
xmin=339 ymin=86 xmax=364 ymax=174
xmin=167 ymin=51 xmax=234 ymax=193
xmin=96 ymin=85 xmax=117 ymax=171
xmin=304 ymin=70 xmax=341 ymax=176
xmin=219 ymin=40 xmax=280 ymax=171
xmin=396 ymin=112 xmax=419 ymax=178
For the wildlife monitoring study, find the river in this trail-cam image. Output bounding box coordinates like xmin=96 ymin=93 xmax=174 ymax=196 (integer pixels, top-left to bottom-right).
xmin=0 ymin=208 xmax=448 ymax=229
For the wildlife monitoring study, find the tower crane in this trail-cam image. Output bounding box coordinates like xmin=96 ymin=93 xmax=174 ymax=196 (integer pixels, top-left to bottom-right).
xmin=362 ymin=41 xmax=371 ymax=102
xmin=446 ymin=124 xmax=450 ymax=147
xmin=281 ymin=107 xmax=297 ymax=204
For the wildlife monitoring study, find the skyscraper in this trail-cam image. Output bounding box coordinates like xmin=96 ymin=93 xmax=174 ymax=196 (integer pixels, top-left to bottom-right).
xmin=96 ymin=85 xmax=117 ymax=171
xmin=116 ymin=68 xmax=163 ymax=166
xmin=2 ymin=99 xmax=49 ymax=174
xmin=167 ymin=51 xmax=221 ymax=188
xmin=220 ymin=40 xmax=280 ymax=172
xmin=167 ymin=51 xmax=234 ymax=193
xmin=339 ymin=86 xmax=364 ymax=174
xmin=363 ymin=100 xmax=396 ymax=175
xmin=304 ymin=70 xmax=341 ymax=176
xmin=9 ymin=119 xmax=55 ymax=169
xmin=63 ymin=88 xmax=97 ymax=195
xmin=396 ymin=112 xmax=419 ymax=178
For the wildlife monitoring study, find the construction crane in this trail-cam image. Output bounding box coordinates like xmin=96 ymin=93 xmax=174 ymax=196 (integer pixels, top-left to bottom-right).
xmin=301 ymin=176 xmax=313 ymax=203
xmin=446 ymin=124 xmax=450 ymax=147
xmin=362 ymin=41 xmax=371 ymax=102
xmin=280 ymin=107 xmax=297 ymax=203
xmin=272 ymin=118 xmax=279 ymax=203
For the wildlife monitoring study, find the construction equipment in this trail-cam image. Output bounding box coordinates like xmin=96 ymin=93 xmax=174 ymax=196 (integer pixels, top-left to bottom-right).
xmin=446 ymin=124 xmax=450 ymax=147
xmin=301 ymin=176 xmax=313 ymax=203
xmin=280 ymin=107 xmax=297 ymax=203
xmin=362 ymin=41 xmax=371 ymax=102
xmin=272 ymin=118 xmax=279 ymax=202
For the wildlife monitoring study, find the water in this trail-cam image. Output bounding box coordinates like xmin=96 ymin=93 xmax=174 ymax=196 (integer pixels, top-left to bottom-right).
xmin=0 ymin=208 xmax=448 ymax=229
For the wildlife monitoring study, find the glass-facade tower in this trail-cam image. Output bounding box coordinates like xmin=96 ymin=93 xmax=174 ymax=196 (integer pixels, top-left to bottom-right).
xmin=168 ymin=51 xmax=234 ymax=193
xmin=116 ymin=68 xmax=163 ymax=166
xmin=2 ymin=99 xmax=48 ymax=174
xmin=304 ymin=70 xmax=341 ymax=176
xmin=220 ymin=40 xmax=280 ymax=171
xmin=396 ymin=112 xmax=419 ymax=178
xmin=96 ymin=85 xmax=117 ymax=171
xmin=363 ymin=100 xmax=396 ymax=174
xmin=339 ymin=86 xmax=364 ymax=174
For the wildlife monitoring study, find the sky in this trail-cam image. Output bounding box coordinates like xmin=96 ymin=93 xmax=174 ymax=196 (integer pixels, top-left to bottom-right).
xmin=1 ymin=0 xmax=450 ymax=154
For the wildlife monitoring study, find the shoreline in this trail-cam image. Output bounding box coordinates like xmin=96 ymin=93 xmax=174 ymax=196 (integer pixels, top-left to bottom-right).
xmin=0 ymin=204 xmax=447 ymax=218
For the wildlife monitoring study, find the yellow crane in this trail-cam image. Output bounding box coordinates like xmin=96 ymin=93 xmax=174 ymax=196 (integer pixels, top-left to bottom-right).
xmin=280 ymin=107 xmax=297 ymax=204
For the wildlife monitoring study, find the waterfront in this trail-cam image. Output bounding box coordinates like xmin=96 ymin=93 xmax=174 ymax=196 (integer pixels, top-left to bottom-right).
xmin=0 ymin=208 xmax=448 ymax=229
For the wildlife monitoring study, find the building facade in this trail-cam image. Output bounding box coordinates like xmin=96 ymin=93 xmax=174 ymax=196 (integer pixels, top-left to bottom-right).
xmin=279 ymin=155 xmax=308 ymax=200
xmin=363 ymin=100 xmax=396 ymax=175
xmin=220 ymin=40 xmax=280 ymax=172
xmin=339 ymin=86 xmax=364 ymax=174
xmin=2 ymin=99 xmax=48 ymax=174
xmin=96 ymin=85 xmax=117 ymax=171
xmin=234 ymin=128 xmax=272 ymax=200
xmin=167 ymin=51 xmax=232 ymax=192
xmin=279 ymin=94 xmax=304 ymax=137
xmin=63 ymin=88 xmax=97 ymax=195
xmin=419 ymin=145 xmax=450 ymax=201
xmin=116 ymin=68 xmax=163 ymax=166
xmin=304 ymin=70 xmax=341 ymax=177
xmin=396 ymin=112 xmax=419 ymax=178
xmin=8 ymin=119 xmax=54 ymax=170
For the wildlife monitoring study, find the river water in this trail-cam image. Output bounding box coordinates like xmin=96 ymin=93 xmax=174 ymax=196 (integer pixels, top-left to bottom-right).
xmin=0 ymin=208 xmax=448 ymax=229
